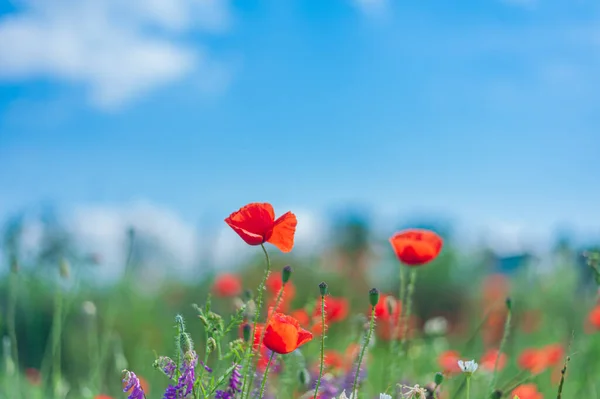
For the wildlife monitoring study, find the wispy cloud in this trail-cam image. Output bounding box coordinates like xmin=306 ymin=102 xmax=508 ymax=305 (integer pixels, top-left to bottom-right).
xmin=351 ymin=0 xmax=390 ymax=18
xmin=0 ymin=0 xmax=233 ymax=110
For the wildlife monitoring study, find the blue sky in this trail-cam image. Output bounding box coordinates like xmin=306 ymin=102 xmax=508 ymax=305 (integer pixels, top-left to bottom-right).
xmin=1 ymin=0 xmax=599 ymax=248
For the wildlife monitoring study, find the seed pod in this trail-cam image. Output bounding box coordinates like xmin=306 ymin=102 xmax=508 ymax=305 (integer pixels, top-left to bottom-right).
xmin=282 ymin=265 xmax=292 ymax=284
xmin=369 ymin=288 xmax=380 ymax=307
xmin=319 ymin=282 xmax=328 ymax=297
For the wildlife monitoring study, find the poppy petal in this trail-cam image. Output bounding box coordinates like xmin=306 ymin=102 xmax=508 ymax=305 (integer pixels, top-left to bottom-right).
xmin=225 ymin=203 xmax=276 ymax=245
xmin=267 ymin=211 xmax=297 ymax=253
xmin=296 ymin=328 xmax=313 ymax=348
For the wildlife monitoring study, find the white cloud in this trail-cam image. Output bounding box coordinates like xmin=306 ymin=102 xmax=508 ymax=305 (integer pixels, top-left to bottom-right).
xmin=352 ymin=0 xmax=390 ymax=17
xmin=0 ymin=0 xmax=232 ymax=109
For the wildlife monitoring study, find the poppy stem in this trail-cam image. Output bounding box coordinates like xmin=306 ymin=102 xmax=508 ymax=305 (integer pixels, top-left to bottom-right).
xmin=313 ymin=294 xmax=327 ymax=399
xmin=352 ymin=305 xmax=376 ymax=398
xmin=390 ymin=266 xmax=406 ymax=384
xmin=400 ymin=269 xmax=418 ymax=354
xmin=556 ymin=356 xmax=571 ymax=399
xmin=241 ymin=244 xmax=272 ymax=399
xmin=258 ymin=351 xmax=276 ymax=399
xmin=489 ymin=299 xmax=512 ymax=395
xmin=51 ymin=285 xmax=64 ymax=397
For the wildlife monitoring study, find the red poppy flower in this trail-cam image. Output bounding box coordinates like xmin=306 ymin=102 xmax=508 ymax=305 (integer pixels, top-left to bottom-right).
xmin=438 ymin=350 xmax=462 ymax=374
xmin=313 ymin=296 xmax=349 ymax=323
xmin=389 ymin=229 xmax=443 ymax=266
xmin=310 ymin=350 xmax=345 ymax=374
xmin=213 ymin=273 xmax=243 ymax=297
xmin=588 ymin=305 xmax=600 ymax=330
xmin=511 ymin=383 xmax=543 ymax=399
xmin=263 ymin=312 xmax=313 ymax=354
xmin=225 ymin=203 xmax=297 ymax=252
xmin=95 ymin=396 xmax=114 ymax=399
xmin=518 ymin=348 xmax=547 ymax=374
xmin=543 ymin=344 xmax=564 ymax=366
xmin=480 ymin=349 xmax=507 ymax=371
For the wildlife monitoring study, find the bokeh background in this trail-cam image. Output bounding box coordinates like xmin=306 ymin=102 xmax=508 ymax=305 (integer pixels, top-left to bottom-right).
xmin=1 ymin=0 xmax=600 ymax=398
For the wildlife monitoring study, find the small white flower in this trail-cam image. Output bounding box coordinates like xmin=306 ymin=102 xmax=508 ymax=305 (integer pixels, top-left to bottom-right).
xmin=338 ymin=391 xmax=354 ymax=399
xmin=380 ymin=394 xmax=392 ymax=399
xmin=458 ymin=359 xmax=479 ymax=374
xmin=399 ymin=384 xmax=428 ymax=398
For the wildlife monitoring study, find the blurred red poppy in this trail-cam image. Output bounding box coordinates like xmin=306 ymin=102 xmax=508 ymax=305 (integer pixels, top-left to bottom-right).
xmin=438 ymin=350 xmax=462 ymax=375
xmin=213 ymin=273 xmax=242 ymax=297
xmin=266 ymin=272 xmax=297 ymax=299
xmin=480 ymin=349 xmax=507 ymax=371
xmin=588 ymin=305 xmax=600 ymax=330
xmin=518 ymin=348 xmax=547 ymax=374
xmin=511 ymin=383 xmax=543 ymax=399
xmin=389 ymin=229 xmax=443 ymax=266
xmin=374 ymin=294 xmax=401 ymax=323
xmin=225 ymin=203 xmax=297 ymax=252
xmin=544 ymin=344 xmax=564 ymax=366
xmin=482 ymin=274 xmax=510 ymax=305
xmin=94 ymin=396 xmax=114 ymax=399
xmin=313 ymin=296 xmax=349 ymax=323
xmin=290 ymin=309 xmax=310 ymax=327
xmin=263 ymin=312 xmax=313 ymax=354
xmin=25 ymin=368 xmax=41 ymax=386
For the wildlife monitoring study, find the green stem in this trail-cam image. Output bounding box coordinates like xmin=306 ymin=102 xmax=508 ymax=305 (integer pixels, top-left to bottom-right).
xmin=7 ymin=271 xmax=20 ymax=398
xmin=389 ymin=266 xmax=406 ymax=385
xmin=400 ymin=269 xmax=417 ymax=354
xmin=258 ymin=351 xmax=276 ymax=399
xmin=197 ymin=330 xmax=210 ymax=388
xmin=556 ymin=356 xmax=571 ymax=399
xmin=51 ymin=288 xmax=63 ymax=398
xmin=489 ymin=303 xmax=512 ymax=394
xmin=466 ymin=376 xmax=471 ymax=399
xmin=352 ymin=306 xmax=376 ymax=397
xmin=241 ymin=244 xmax=272 ymax=399
xmin=314 ymin=295 xmax=326 ymax=399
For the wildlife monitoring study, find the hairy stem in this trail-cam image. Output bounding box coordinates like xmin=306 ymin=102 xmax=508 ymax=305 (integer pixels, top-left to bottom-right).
xmin=258 ymin=351 xmax=276 ymax=399
xmin=400 ymin=269 xmax=418 ymax=354
xmin=352 ymin=305 xmax=376 ymax=397
xmin=314 ymin=295 xmax=326 ymax=399
xmin=489 ymin=302 xmax=512 ymax=394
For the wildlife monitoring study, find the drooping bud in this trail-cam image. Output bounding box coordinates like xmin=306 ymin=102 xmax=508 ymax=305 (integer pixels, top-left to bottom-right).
xmin=298 ymin=368 xmax=310 ymax=387
xmin=369 ymin=288 xmax=380 ymax=307
xmin=505 ymin=297 xmax=512 ymax=311
xmin=180 ymin=332 xmax=194 ymax=353
xmin=59 ymin=258 xmax=70 ymax=279
xmin=434 ymin=372 xmax=444 ymax=386
xmin=243 ymin=289 xmax=253 ymax=302
xmin=490 ymin=389 xmax=502 ymax=399
xmin=281 ymin=266 xmax=292 ymax=284
xmin=242 ymin=324 xmax=252 ymax=342
xmin=319 ymin=282 xmax=328 ymax=297
xmin=385 ymin=295 xmax=397 ymax=316
xmin=207 ymin=337 xmax=217 ymax=354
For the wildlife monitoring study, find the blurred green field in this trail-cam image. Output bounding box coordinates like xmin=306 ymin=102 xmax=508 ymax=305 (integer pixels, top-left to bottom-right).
xmin=1 ymin=225 xmax=599 ymax=399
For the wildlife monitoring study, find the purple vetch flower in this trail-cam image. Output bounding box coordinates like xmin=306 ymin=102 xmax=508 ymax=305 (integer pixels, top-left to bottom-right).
xmin=155 ymin=356 xmax=177 ymax=379
xmin=340 ymin=364 xmax=367 ymax=396
xmin=122 ymin=370 xmax=145 ymax=399
xmin=163 ymin=350 xmax=198 ymax=399
xmin=200 ymin=361 xmax=213 ymax=373
xmin=215 ymin=364 xmax=242 ymax=399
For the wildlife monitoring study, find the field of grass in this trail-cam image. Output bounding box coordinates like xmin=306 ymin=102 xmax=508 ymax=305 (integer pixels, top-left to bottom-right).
xmin=1 ymin=203 xmax=599 ymax=399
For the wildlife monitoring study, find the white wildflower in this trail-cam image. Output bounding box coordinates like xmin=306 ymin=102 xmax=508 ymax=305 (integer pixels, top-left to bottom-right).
xmin=380 ymin=394 xmax=393 ymax=399
xmin=399 ymin=384 xmax=428 ymax=398
xmin=458 ymin=359 xmax=479 ymax=374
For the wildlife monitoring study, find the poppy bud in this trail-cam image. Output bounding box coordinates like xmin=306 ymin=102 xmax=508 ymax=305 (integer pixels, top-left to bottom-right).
xmin=298 ymin=368 xmax=310 ymax=387
xmin=207 ymin=337 xmax=217 ymax=354
xmin=242 ymin=324 xmax=252 ymax=342
xmin=319 ymin=282 xmax=328 ymax=297
xmin=434 ymin=372 xmax=444 ymax=386
xmin=282 ymin=265 xmax=292 ymax=284
xmin=490 ymin=390 xmax=502 ymax=399
xmin=59 ymin=258 xmax=70 ymax=279
xmin=369 ymin=288 xmax=380 ymax=308
xmin=243 ymin=289 xmax=253 ymax=302
xmin=505 ymin=297 xmax=512 ymax=311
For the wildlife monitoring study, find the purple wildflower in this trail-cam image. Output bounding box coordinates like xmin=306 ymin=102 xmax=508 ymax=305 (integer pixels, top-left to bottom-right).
xmin=155 ymin=356 xmax=177 ymax=379
xmin=122 ymin=370 xmax=145 ymax=399
xmin=200 ymin=360 xmax=212 ymax=373
xmin=163 ymin=350 xmax=198 ymax=399
xmin=215 ymin=364 xmax=242 ymax=399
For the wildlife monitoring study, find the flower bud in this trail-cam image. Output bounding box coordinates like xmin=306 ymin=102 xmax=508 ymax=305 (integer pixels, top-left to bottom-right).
xmin=490 ymin=390 xmax=502 ymax=399
xmin=319 ymin=282 xmax=328 ymax=297
xmin=434 ymin=372 xmax=444 ymax=386
xmin=369 ymin=288 xmax=380 ymax=307
xmin=243 ymin=289 xmax=253 ymax=302
xmin=180 ymin=332 xmax=194 ymax=353
xmin=207 ymin=337 xmax=217 ymax=354
xmin=59 ymin=258 xmax=70 ymax=279
xmin=242 ymin=323 xmax=252 ymax=342
xmin=282 ymin=265 xmax=292 ymax=284
xmin=505 ymin=297 xmax=512 ymax=311
xmin=298 ymin=368 xmax=310 ymax=387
